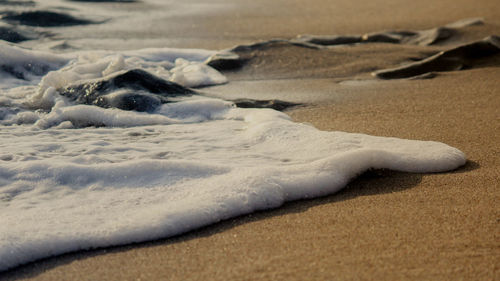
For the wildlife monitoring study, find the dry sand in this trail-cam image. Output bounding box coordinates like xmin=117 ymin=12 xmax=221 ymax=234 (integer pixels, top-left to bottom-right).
xmin=1 ymin=0 xmax=499 ymax=280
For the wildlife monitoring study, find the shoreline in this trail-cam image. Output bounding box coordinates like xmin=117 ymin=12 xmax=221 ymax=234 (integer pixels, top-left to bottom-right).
xmin=1 ymin=0 xmax=499 ymax=279
xmin=3 ymin=60 xmax=499 ymax=281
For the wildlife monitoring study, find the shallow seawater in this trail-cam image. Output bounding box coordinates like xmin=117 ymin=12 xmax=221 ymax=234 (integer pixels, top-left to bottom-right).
xmin=0 ymin=0 xmax=466 ymax=271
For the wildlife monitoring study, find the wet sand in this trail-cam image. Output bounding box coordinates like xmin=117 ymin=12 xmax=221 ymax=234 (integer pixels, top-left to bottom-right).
xmin=2 ymin=0 xmax=499 ymax=280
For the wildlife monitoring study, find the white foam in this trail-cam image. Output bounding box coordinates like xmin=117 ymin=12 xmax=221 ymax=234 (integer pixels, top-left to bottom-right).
xmin=170 ymin=58 xmax=228 ymax=87
xmin=0 ymin=105 xmax=466 ymax=271
xmin=0 ymin=43 xmax=228 ymax=127
xmin=0 ymin=44 xmax=221 ymax=86
xmin=0 ymin=42 xmax=466 ymax=271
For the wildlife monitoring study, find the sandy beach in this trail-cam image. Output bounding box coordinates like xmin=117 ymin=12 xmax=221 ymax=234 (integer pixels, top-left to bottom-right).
xmin=1 ymin=0 xmax=499 ymax=280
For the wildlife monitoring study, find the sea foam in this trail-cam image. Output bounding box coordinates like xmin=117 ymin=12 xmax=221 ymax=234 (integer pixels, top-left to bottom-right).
xmin=0 ymin=43 xmax=466 ymax=271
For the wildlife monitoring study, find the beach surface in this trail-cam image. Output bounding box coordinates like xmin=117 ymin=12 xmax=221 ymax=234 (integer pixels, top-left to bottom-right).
xmin=2 ymin=0 xmax=499 ymax=280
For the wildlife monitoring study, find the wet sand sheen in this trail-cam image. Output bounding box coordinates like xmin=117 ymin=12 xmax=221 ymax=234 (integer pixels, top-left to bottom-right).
xmin=1 ymin=0 xmax=499 ymax=280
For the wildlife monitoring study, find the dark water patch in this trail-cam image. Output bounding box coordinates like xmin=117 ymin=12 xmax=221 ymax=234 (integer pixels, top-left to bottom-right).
xmin=2 ymin=11 xmax=96 ymax=27
xmin=57 ymin=69 xmax=300 ymax=113
xmin=295 ymin=35 xmax=362 ymax=46
xmin=232 ymin=99 xmax=300 ymax=111
xmin=0 ymin=0 xmax=35 ymax=6
xmin=220 ymin=18 xmax=488 ymax=81
xmin=58 ymin=69 xmax=197 ymax=112
xmin=231 ymin=39 xmax=320 ymax=53
xmin=0 ymin=27 xmax=31 ymax=43
xmin=222 ymin=22 xmax=497 ymax=81
xmin=1 ymin=64 xmax=26 ymax=79
xmin=374 ymin=36 xmax=500 ymax=79
xmin=295 ymin=28 xmax=453 ymax=46
xmin=295 ymin=18 xmax=483 ymax=47
xmin=206 ymin=52 xmax=247 ymax=71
